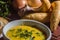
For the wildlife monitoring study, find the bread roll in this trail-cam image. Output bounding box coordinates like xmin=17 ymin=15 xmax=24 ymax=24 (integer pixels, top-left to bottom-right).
xmin=50 ymin=1 xmax=60 ymax=31
xmin=39 ymin=0 xmax=51 ymax=12
xmin=23 ymin=13 xmax=50 ymax=23
xmin=0 ymin=17 xmax=8 ymax=34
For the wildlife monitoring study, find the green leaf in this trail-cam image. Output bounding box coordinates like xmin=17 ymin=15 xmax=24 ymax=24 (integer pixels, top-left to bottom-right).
xmin=0 ymin=1 xmax=6 ymax=4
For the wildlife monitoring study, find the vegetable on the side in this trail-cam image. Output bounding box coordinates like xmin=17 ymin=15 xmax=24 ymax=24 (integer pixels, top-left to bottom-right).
xmin=0 ymin=0 xmax=11 ymax=18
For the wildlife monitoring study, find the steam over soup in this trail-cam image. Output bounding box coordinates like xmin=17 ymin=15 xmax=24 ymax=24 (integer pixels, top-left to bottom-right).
xmin=6 ymin=25 xmax=45 ymax=40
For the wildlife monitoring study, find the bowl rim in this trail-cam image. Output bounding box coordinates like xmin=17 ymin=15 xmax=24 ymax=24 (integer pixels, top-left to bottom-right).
xmin=3 ymin=19 xmax=52 ymax=40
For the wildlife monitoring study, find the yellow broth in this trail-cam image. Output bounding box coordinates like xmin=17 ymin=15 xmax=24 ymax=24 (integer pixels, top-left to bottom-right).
xmin=6 ymin=25 xmax=45 ymax=40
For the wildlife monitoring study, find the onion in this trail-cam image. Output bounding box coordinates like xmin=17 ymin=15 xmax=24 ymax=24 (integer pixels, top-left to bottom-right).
xmin=13 ymin=0 xmax=26 ymax=9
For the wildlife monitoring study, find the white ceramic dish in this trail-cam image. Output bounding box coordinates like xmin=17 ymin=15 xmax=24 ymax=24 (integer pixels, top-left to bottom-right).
xmin=3 ymin=19 xmax=52 ymax=40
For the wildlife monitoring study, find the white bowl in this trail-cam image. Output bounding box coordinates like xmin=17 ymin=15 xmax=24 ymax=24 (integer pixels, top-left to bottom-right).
xmin=3 ymin=19 xmax=52 ymax=40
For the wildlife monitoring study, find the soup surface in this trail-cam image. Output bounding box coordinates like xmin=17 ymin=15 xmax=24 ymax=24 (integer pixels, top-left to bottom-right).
xmin=6 ymin=25 xmax=45 ymax=40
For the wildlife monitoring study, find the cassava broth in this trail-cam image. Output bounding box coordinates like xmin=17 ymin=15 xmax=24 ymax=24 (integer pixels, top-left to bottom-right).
xmin=6 ymin=25 xmax=45 ymax=40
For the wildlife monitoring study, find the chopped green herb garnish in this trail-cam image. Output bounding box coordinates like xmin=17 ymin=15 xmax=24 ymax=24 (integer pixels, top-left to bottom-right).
xmin=9 ymin=29 xmax=15 ymax=32
xmin=0 ymin=0 xmax=11 ymax=18
xmin=16 ymin=29 xmax=22 ymax=33
xmin=36 ymin=32 xmax=41 ymax=36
